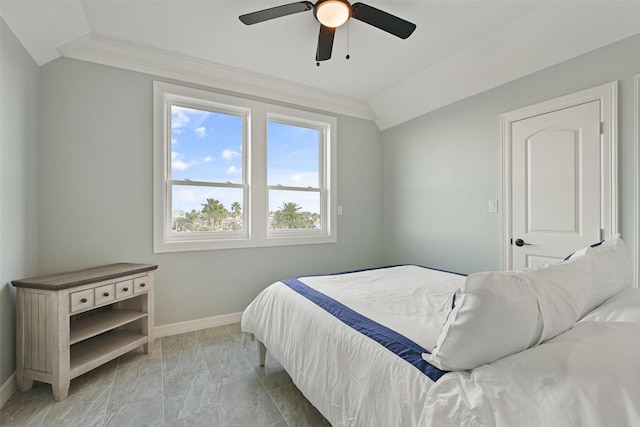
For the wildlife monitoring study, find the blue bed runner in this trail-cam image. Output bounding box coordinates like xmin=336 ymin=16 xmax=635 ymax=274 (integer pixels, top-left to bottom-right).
xmin=282 ymin=274 xmax=449 ymax=382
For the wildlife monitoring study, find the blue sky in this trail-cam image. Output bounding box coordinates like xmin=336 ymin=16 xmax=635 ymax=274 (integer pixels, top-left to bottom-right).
xmin=171 ymin=105 xmax=320 ymax=215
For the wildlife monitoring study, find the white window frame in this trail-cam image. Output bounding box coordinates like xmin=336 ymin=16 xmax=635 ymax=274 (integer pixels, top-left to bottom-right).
xmin=153 ymin=81 xmax=337 ymax=252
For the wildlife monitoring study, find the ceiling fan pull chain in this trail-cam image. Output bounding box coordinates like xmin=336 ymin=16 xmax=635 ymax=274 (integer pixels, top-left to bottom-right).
xmin=346 ymin=21 xmax=351 ymax=60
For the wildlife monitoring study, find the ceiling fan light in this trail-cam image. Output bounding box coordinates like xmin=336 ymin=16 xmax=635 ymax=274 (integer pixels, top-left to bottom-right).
xmin=316 ymin=0 xmax=351 ymax=28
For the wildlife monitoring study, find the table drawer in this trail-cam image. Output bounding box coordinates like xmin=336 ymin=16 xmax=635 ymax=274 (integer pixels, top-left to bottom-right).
xmin=94 ymin=283 xmax=115 ymax=306
xmin=134 ymin=276 xmax=150 ymax=294
xmin=70 ymin=289 xmax=94 ymax=312
xmin=116 ymin=280 xmax=133 ymax=299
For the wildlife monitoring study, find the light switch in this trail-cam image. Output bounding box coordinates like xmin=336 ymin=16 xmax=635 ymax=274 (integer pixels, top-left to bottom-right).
xmin=488 ymin=200 xmax=498 ymax=213
xmin=337 ymin=205 xmax=343 ymax=215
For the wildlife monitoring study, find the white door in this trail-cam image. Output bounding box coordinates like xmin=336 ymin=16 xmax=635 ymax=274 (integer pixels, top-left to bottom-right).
xmin=510 ymin=101 xmax=602 ymax=269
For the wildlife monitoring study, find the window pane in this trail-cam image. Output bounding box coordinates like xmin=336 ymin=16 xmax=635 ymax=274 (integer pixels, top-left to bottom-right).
xmin=267 ymin=121 xmax=319 ymax=187
xmin=171 ymin=105 xmax=243 ymax=183
xmin=172 ymin=185 xmax=243 ymax=232
xmin=269 ymin=190 xmax=321 ymax=230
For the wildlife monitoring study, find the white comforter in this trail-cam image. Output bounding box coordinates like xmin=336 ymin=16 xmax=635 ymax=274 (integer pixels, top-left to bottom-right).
xmin=422 ymin=320 xmax=640 ymax=426
xmin=241 ymin=266 xmax=640 ymax=427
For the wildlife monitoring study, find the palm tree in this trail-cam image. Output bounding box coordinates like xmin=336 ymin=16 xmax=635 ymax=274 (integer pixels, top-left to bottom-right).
xmin=271 ymin=202 xmax=306 ymax=229
xmin=201 ymin=198 xmax=229 ymax=231
xmin=230 ymin=201 xmax=242 ymax=218
xmin=175 ymin=209 xmax=200 ymax=232
xmin=270 ymin=210 xmax=286 ymax=229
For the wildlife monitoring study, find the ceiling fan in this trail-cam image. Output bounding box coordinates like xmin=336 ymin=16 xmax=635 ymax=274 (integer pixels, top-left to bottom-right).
xmin=239 ymin=0 xmax=417 ymax=64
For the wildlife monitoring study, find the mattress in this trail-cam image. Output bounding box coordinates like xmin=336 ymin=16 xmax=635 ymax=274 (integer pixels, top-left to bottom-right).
xmin=241 ymin=265 xmax=640 ymax=427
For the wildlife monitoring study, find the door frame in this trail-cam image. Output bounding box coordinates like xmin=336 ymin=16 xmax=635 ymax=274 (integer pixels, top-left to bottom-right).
xmin=499 ymin=81 xmax=618 ymax=271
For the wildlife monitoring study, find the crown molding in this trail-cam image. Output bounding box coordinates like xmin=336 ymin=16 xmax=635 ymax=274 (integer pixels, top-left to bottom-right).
xmin=58 ymin=33 xmax=376 ymax=122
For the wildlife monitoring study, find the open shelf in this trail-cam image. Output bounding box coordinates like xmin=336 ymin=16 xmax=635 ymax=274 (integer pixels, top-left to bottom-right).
xmin=70 ymin=330 xmax=147 ymax=378
xmin=70 ymin=309 xmax=147 ymax=344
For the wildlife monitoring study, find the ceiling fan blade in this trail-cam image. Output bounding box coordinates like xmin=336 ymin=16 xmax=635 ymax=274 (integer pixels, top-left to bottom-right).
xmin=351 ymin=2 xmax=416 ymax=39
xmin=316 ymin=24 xmax=336 ymax=61
xmin=239 ymin=1 xmax=313 ymax=25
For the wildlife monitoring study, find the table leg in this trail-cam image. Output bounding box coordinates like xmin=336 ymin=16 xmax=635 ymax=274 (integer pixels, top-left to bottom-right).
xmin=52 ymin=380 xmax=70 ymax=402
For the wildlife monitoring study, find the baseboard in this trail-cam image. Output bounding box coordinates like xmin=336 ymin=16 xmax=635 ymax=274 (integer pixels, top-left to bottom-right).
xmin=154 ymin=311 xmax=243 ymax=338
xmin=0 ymin=373 xmax=16 ymax=409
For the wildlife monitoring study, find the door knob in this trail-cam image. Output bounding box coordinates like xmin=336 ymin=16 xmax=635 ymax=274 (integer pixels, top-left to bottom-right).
xmin=514 ymin=238 xmax=532 ymax=247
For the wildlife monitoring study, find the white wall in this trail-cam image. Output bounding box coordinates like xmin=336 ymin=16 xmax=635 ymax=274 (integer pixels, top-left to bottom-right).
xmin=37 ymin=58 xmax=384 ymax=327
xmin=0 ymin=18 xmax=39 ymax=389
xmin=381 ymin=33 xmax=640 ymax=275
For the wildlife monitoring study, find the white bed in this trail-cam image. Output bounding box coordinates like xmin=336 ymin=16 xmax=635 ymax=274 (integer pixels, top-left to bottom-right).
xmin=241 ymin=236 xmax=640 ymax=426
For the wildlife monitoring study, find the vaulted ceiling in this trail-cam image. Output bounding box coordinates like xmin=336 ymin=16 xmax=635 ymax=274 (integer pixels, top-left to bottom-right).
xmin=2 ymin=1 xmax=640 ymax=129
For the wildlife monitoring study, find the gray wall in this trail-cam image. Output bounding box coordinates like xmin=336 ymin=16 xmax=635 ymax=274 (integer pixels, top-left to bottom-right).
xmin=37 ymin=58 xmax=384 ymax=326
xmin=381 ymin=33 xmax=640 ymax=275
xmin=0 ymin=18 xmax=40 ymax=387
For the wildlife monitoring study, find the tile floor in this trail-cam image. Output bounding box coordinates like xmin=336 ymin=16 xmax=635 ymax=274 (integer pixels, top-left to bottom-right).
xmin=0 ymin=323 xmax=331 ymax=427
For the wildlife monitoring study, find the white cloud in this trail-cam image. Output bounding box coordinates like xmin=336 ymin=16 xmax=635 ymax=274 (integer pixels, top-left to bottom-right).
xmin=203 ymin=156 xmax=213 ymax=162
xmin=172 ymin=151 xmax=193 ymax=171
xmin=227 ymin=166 xmax=241 ymax=175
xmin=172 ymin=159 xmax=190 ymax=171
xmin=171 ymin=106 xmax=209 ymax=130
xmin=171 ymin=108 xmax=191 ymax=129
xmin=222 ymin=149 xmax=240 ymax=160
xmin=195 ymin=127 xmax=206 ymax=137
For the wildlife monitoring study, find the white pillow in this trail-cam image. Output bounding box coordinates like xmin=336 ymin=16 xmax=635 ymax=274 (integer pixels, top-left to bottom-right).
xmin=580 ymin=288 xmax=640 ymax=323
xmin=423 ymin=255 xmax=591 ymax=371
xmin=569 ymin=234 xmax=632 ymax=317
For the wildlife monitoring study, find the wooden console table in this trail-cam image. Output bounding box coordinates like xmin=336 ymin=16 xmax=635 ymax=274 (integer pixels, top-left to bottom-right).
xmin=12 ymin=263 xmax=157 ymax=401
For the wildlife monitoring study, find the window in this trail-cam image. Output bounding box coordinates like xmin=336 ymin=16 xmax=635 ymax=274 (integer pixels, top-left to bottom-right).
xmin=153 ymin=82 xmax=336 ymax=252
xmin=268 ymin=118 xmax=323 ymax=232
xmin=170 ymin=105 xmax=247 ymax=235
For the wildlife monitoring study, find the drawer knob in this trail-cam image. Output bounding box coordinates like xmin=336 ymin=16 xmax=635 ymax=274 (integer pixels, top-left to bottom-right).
xmin=123 ymin=287 xmax=129 ymax=292
xmin=140 ymin=283 xmax=146 ymax=288
xmin=103 ymin=292 xmax=110 ymax=297
xmin=80 ymin=298 xmax=88 ymax=303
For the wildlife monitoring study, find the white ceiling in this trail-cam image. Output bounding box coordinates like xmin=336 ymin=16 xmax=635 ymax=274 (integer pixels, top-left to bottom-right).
xmin=2 ymin=0 xmax=640 ymax=129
